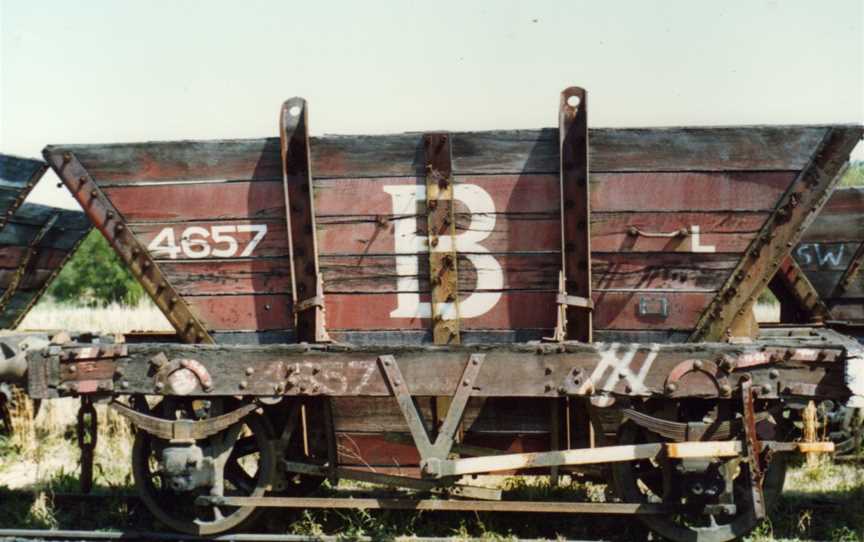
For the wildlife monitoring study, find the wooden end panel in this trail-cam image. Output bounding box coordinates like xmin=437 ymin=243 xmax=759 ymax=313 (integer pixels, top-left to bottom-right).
xmin=95 ymin=182 xmax=295 ymax=335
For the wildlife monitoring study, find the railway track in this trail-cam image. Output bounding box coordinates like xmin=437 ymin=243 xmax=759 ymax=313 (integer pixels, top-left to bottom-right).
xmin=0 ymin=530 xmax=604 ymax=542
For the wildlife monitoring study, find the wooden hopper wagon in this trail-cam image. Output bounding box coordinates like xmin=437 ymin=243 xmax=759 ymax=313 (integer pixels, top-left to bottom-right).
xmin=0 ymin=154 xmax=90 ymax=429
xmin=4 ymin=88 xmax=863 ymax=541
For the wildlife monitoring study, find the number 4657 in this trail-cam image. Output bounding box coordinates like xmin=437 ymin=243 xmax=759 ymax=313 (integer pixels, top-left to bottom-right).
xmin=147 ymin=225 xmax=268 ymax=259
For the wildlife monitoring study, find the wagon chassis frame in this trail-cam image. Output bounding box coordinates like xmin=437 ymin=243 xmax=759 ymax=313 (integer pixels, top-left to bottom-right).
xmin=17 ymin=87 xmax=863 ymax=540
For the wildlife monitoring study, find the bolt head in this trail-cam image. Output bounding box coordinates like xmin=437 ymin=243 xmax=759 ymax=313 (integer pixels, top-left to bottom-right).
xmin=239 ymin=380 xmax=248 ymax=390
xmin=693 ymin=360 xmax=703 ymax=371
xmin=665 ymin=382 xmax=678 ymax=394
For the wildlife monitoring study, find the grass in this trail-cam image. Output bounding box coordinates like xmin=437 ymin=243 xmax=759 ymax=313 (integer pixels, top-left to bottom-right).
xmin=7 ymin=264 xmax=864 ymax=540
xmin=1 ymin=412 xmax=862 ymax=540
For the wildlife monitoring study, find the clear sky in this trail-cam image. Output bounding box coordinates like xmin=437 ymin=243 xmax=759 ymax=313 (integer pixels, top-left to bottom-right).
xmin=1 ymin=0 xmax=862 ymax=208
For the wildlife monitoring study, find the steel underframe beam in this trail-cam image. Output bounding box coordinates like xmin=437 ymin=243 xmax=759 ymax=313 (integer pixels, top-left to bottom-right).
xmin=557 ymin=87 xmax=592 ymax=342
xmin=44 ymin=151 xmax=213 ymax=344
xmin=378 ymin=353 xmax=485 ymax=475
xmin=280 ymin=98 xmax=329 ymax=343
xmin=691 ymin=127 xmax=863 ymax=342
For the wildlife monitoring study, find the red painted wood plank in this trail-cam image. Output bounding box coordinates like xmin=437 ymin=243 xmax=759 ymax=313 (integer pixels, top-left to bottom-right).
xmin=58 ymin=126 xmax=831 ymax=183
xmin=317 ymin=211 xmax=765 ymax=255
xmin=185 ymin=294 xmax=293 ymax=331
xmin=593 ymin=291 xmax=713 ymax=330
xmin=324 ymin=291 xmax=711 ymax=331
xmin=336 ymin=433 xmax=551 ymax=468
xmin=312 ymin=172 xmax=796 ymax=216
xmin=591 ymin=212 xmax=767 ymax=253
xmin=160 ymin=259 xmax=292 ymax=295
xmin=592 ymin=254 xmax=737 ymax=291
xmin=320 ymin=253 xmax=734 ymax=293
xmin=591 ymin=171 xmax=795 ymax=211
xmin=102 ymin=182 xmax=285 ymax=222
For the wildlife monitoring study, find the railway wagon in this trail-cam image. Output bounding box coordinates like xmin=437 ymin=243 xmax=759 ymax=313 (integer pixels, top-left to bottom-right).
xmin=5 ymin=88 xmax=864 ymax=541
xmin=773 ymin=186 xmax=864 ymax=336
xmin=0 ymin=154 xmax=91 ymax=427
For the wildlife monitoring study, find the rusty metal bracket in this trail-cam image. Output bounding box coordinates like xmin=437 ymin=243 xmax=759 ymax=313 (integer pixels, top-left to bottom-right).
xmin=43 ymin=150 xmax=213 ymax=344
xmin=378 ymin=353 xmax=485 ymax=475
xmin=0 ymin=213 xmax=59 ymax=313
xmin=740 ymin=377 xmax=766 ymax=519
xmin=424 ymin=133 xmax=460 ymax=345
xmin=558 ymin=87 xmax=592 ymax=342
xmin=280 ymin=98 xmax=330 ymax=343
xmin=77 ymin=397 xmax=97 ymax=493
xmin=110 ymin=400 xmax=256 ymax=441
xmin=691 ymin=127 xmax=862 ymax=341
xmin=831 ymin=241 xmax=864 ymax=299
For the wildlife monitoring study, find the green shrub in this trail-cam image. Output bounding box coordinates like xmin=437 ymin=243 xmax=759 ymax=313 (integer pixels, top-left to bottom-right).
xmin=47 ymin=230 xmax=145 ymax=306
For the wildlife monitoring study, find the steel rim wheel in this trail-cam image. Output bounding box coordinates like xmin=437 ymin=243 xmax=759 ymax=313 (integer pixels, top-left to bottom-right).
xmin=131 ymin=399 xmax=276 ymax=535
xmin=611 ymin=416 xmax=787 ymax=542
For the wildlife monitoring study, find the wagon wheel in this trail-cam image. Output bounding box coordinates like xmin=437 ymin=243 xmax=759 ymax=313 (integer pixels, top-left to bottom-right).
xmin=611 ymin=406 xmax=787 ymax=542
xmin=131 ymin=397 xmax=276 ymax=535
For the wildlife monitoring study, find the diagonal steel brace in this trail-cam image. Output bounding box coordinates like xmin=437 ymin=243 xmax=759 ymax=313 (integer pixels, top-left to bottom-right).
xmin=378 ymin=353 xmax=485 ymax=476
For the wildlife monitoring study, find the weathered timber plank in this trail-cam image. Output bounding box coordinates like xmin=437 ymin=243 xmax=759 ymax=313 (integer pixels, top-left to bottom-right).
xmin=312 ymin=172 xmax=797 ymax=216
xmin=591 ymin=212 xmax=767 ymax=253
xmin=320 ymin=253 xmax=560 ymax=293
xmin=336 ymin=432 xmax=551 ymax=468
xmin=803 ymin=214 xmax=864 ymax=242
xmin=102 ymin=183 xmax=284 ymax=222
xmin=592 ymin=254 xmax=738 ymax=290
xmin=0 ymin=247 xmax=69 ymax=270
xmin=830 ymin=301 xmax=864 ymax=321
xmin=0 ymin=269 xmax=52 ymax=291
xmin=185 ymin=294 xmax=293 ymax=331
xmin=323 ymin=291 xmax=713 ymax=331
xmin=593 ymin=291 xmax=715 ymax=330
xmin=159 ymin=259 xmax=293 ymax=295
xmin=317 ymin=211 xmax=765 ymax=255
xmin=319 ymin=253 xmax=733 ymax=293
xmin=0 ymin=154 xmax=44 ymax=226
xmin=48 ymin=126 xmax=832 ymax=183
xmin=591 ymin=171 xmax=796 ymax=211
xmin=333 ymin=397 xmax=552 ymax=433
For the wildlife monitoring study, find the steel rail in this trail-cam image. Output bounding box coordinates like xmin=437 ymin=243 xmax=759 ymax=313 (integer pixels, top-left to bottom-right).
xmin=0 ymin=530 xmax=605 ymax=542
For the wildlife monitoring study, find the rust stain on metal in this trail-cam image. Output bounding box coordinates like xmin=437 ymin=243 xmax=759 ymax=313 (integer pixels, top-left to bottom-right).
xmin=425 ymin=132 xmax=460 ymax=345
xmin=42 ymin=150 xmax=213 ymax=344
xmin=281 ymin=97 xmax=329 ymax=343
xmin=558 ymin=87 xmax=592 ymax=342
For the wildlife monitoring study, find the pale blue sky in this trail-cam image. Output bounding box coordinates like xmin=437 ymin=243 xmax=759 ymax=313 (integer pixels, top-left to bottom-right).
xmin=1 ymin=0 xmax=862 ymax=208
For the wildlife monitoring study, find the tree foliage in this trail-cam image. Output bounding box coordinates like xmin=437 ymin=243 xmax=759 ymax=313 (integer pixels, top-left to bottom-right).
xmin=47 ymin=230 xmax=145 ymax=306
